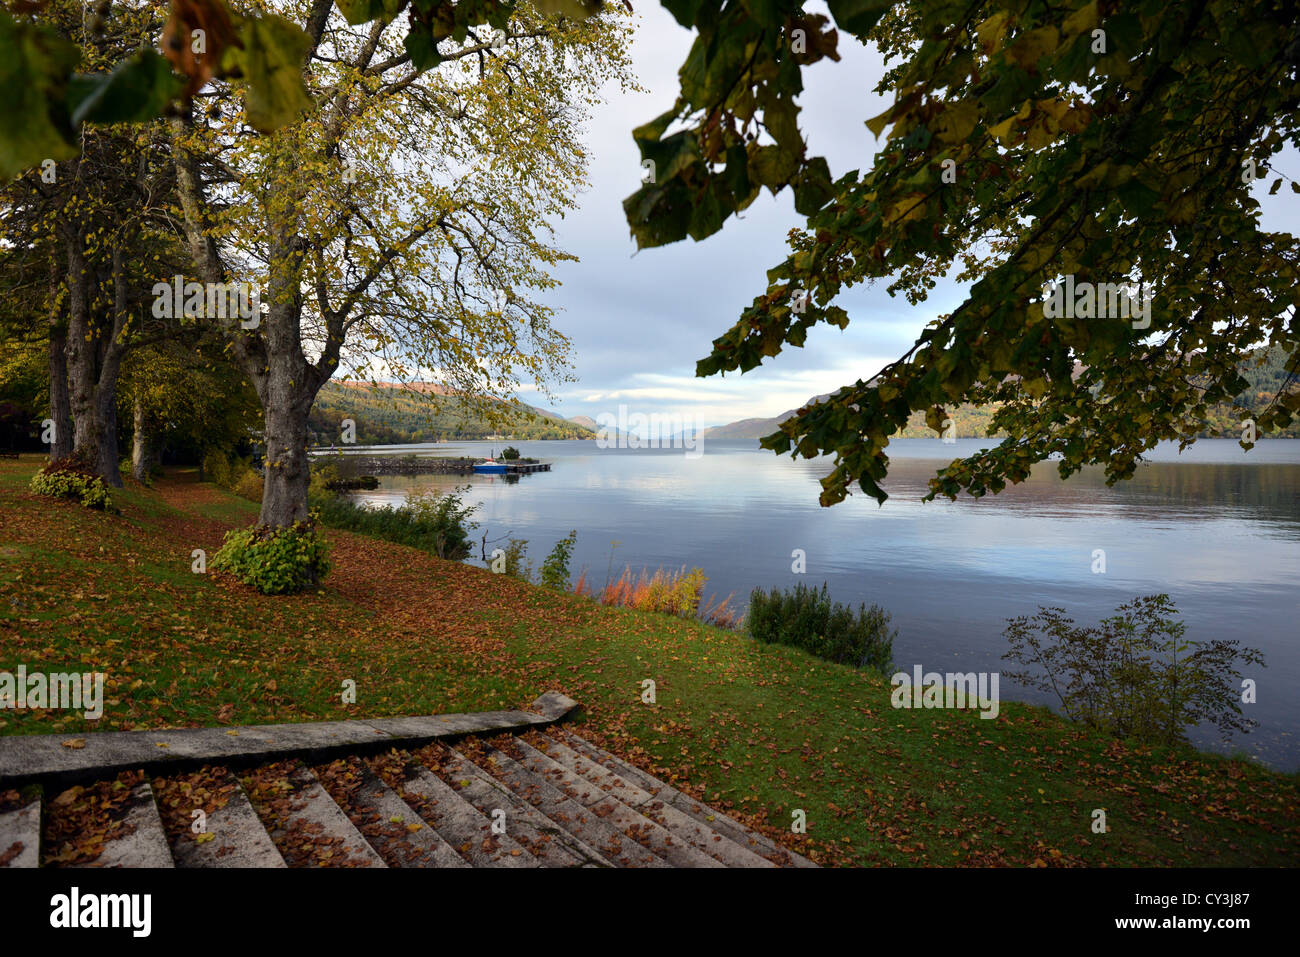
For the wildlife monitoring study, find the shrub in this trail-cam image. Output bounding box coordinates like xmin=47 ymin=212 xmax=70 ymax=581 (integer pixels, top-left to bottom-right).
xmin=212 ymin=519 xmax=331 ymax=595
xmin=307 ymin=464 xmax=340 ymax=503
xmin=599 ymin=565 xmax=708 ymax=619
xmin=322 ymin=475 xmax=379 ymax=491
xmin=202 ymin=447 xmax=234 ymax=487
xmin=500 ymin=446 xmax=521 ymax=460
xmin=30 ymin=456 xmax=113 ymax=511
xmin=495 ymin=537 xmax=532 ymax=581
xmin=540 ymin=530 xmax=577 ymax=589
xmin=313 ymin=486 xmax=480 ymax=560
xmin=747 ymin=582 xmax=896 ymax=675
xmin=232 ymin=469 xmax=264 ymax=503
xmin=1002 ymin=595 xmax=1264 ymax=746
xmin=404 ymin=487 xmax=480 ymax=559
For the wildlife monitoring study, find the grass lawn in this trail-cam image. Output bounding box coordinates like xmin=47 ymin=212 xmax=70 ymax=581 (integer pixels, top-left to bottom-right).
xmin=1 ymin=455 xmax=1297 ymax=867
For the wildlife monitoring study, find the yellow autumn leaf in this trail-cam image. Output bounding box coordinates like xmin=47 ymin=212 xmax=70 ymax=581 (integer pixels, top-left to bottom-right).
xmin=1062 ymin=0 xmax=1101 ymax=40
xmin=988 ymin=116 xmax=1020 ymax=145
xmin=866 ymin=104 xmax=894 ymax=139
xmin=884 ymin=192 xmax=928 ymax=225
xmin=934 ymin=101 xmax=979 ymax=144
xmin=975 ymin=11 xmax=1012 ymax=52
xmin=1006 ymin=26 xmax=1059 ymax=69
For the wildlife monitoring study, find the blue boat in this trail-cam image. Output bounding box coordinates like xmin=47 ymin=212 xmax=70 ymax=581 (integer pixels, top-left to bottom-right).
xmin=473 ymin=458 xmax=508 ymax=474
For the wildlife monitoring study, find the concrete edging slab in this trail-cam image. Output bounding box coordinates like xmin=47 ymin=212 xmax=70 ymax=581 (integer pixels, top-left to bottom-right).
xmin=0 ymin=692 xmax=579 ymax=789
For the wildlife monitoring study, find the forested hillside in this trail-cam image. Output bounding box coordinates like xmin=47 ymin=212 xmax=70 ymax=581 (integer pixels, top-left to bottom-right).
xmin=308 ymin=382 xmax=596 ymax=445
xmin=706 ymin=348 xmax=1299 ymax=441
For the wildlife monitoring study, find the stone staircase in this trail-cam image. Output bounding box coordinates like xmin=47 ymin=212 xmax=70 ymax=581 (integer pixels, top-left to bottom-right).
xmin=0 ymin=702 xmax=815 ymax=869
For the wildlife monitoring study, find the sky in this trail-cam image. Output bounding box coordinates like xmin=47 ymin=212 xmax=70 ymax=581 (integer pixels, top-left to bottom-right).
xmin=533 ymin=4 xmax=933 ymax=430
xmin=530 ymin=6 xmax=1300 ymax=431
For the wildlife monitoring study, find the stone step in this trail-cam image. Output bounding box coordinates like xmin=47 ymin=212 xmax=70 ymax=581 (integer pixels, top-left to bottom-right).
xmin=509 ymin=738 xmax=723 ymax=868
xmin=475 ymin=744 xmax=667 ymax=868
xmin=68 ymin=781 xmax=174 ymax=869
xmin=557 ymin=730 xmax=817 ymax=868
xmin=320 ymin=759 xmax=468 ymax=868
xmin=391 ymin=759 xmax=538 ymax=867
xmin=0 ymin=789 xmax=41 ymax=868
xmin=247 ymin=763 xmax=386 ymax=868
xmin=168 ymin=772 xmax=286 ymax=868
xmin=534 ymin=733 xmax=773 ymax=868
xmin=432 ymin=747 xmax=611 ymax=867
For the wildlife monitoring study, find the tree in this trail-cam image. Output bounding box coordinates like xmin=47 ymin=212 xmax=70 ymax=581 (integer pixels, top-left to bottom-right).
xmin=1002 ymin=595 xmax=1263 ymax=745
xmin=1 ymin=0 xmax=189 ymax=483
xmin=621 ymin=0 xmax=1300 ymax=505
xmin=171 ymin=0 xmax=633 ymax=529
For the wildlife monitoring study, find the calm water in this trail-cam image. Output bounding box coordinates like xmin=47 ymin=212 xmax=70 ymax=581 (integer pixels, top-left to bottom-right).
xmin=343 ymin=438 xmax=1300 ymax=769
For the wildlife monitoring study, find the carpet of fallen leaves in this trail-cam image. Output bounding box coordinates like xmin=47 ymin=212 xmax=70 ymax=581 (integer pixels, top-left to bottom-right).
xmin=3 ymin=458 xmax=1299 ymax=868
xmin=41 ymin=771 xmax=146 ymax=866
xmin=152 ymin=766 xmax=237 ymax=859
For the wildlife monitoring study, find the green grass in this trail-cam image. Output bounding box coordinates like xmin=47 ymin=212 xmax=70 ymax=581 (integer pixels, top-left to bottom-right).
xmin=1 ymin=455 xmax=1297 ymax=867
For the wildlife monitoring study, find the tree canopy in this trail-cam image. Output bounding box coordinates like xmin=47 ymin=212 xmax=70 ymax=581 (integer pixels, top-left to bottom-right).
xmin=3 ymin=0 xmax=1298 ymax=511
xmin=623 ymin=0 xmax=1300 ymax=503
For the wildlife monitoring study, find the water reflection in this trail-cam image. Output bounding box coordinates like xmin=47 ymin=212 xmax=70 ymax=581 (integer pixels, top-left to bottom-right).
xmin=345 ymin=438 xmax=1300 ymax=769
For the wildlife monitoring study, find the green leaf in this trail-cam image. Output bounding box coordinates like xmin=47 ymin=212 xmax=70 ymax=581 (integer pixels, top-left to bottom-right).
xmin=222 ymin=14 xmax=314 ymax=132
xmin=0 ymin=10 xmax=80 ymax=178
xmin=334 ymin=0 xmax=393 ymax=26
xmin=662 ymin=0 xmax=707 ymax=28
xmin=749 ymin=143 xmax=799 ymax=192
xmin=69 ymin=49 xmax=183 ymax=128
xmin=825 ymin=0 xmax=891 ymax=37
xmin=632 ymin=105 xmax=680 ymax=146
xmin=404 ymin=29 xmax=442 ymax=71
xmin=792 ymin=156 xmax=834 ymax=215
xmin=533 ymin=0 xmax=602 ymax=17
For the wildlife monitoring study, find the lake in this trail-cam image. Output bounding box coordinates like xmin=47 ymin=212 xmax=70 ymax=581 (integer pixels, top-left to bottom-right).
xmin=341 ymin=437 xmax=1300 ymax=770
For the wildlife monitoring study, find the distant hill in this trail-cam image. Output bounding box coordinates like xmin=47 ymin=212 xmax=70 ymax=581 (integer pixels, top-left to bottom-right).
xmin=701 ymin=393 xmax=835 ymax=440
xmin=309 ymin=381 xmax=596 ymax=444
xmin=703 ymin=349 xmax=1299 ymax=441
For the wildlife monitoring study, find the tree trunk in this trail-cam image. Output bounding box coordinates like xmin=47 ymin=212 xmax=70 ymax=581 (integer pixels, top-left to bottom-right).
xmin=257 ymin=384 xmax=313 ymax=527
xmin=47 ymin=324 xmax=73 ymax=462
xmin=257 ymin=358 xmax=315 ymax=527
xmin=64 ymin=235 xmax=128 ymax=487
xmin=131 ymin=394 xmax=151 ymax=484
xmin=94 ymin=348 xmax=123 ymax=487
xmin=64 ymin=234 xmax=100 ymax=467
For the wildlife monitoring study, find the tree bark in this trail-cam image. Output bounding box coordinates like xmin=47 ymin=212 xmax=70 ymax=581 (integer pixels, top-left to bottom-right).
xmin=131 ymin=393 xmax=150 ymax=484
xmin=47 ymin=318 xmax=73 ymax=462
xmin=63 ymin=232 xmax=128 ymax=486
xmin=258 ymin=382 xmax=313 ymax=526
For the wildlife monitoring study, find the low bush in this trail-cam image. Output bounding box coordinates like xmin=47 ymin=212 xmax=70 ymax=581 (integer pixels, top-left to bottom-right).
xmin=323 ymin=475 xmax=380 ymax=491
xmin=500 ymin=446 xmax=521 ymax=460
xmin=30 ymin=456 xmax=113 ymax=511
xmin=747 ymin=582 xmax=896 ymax=675
xmin=540 ymin=530 xmax=577 ymax=589
xmin=232 ymin=469 xmax=264 ymax=503
xmin=494 ymin=537 xmax=532 ymax=580
xmin=1002 ymin=594 xmax=1265 ymax=746
xmin=313 ymin=486 xmax=480 ymax=560
xmin=212 ymin=519 xmax=331 ymax=595
xmin=600 ymin=565 xmax=708 ymax=619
